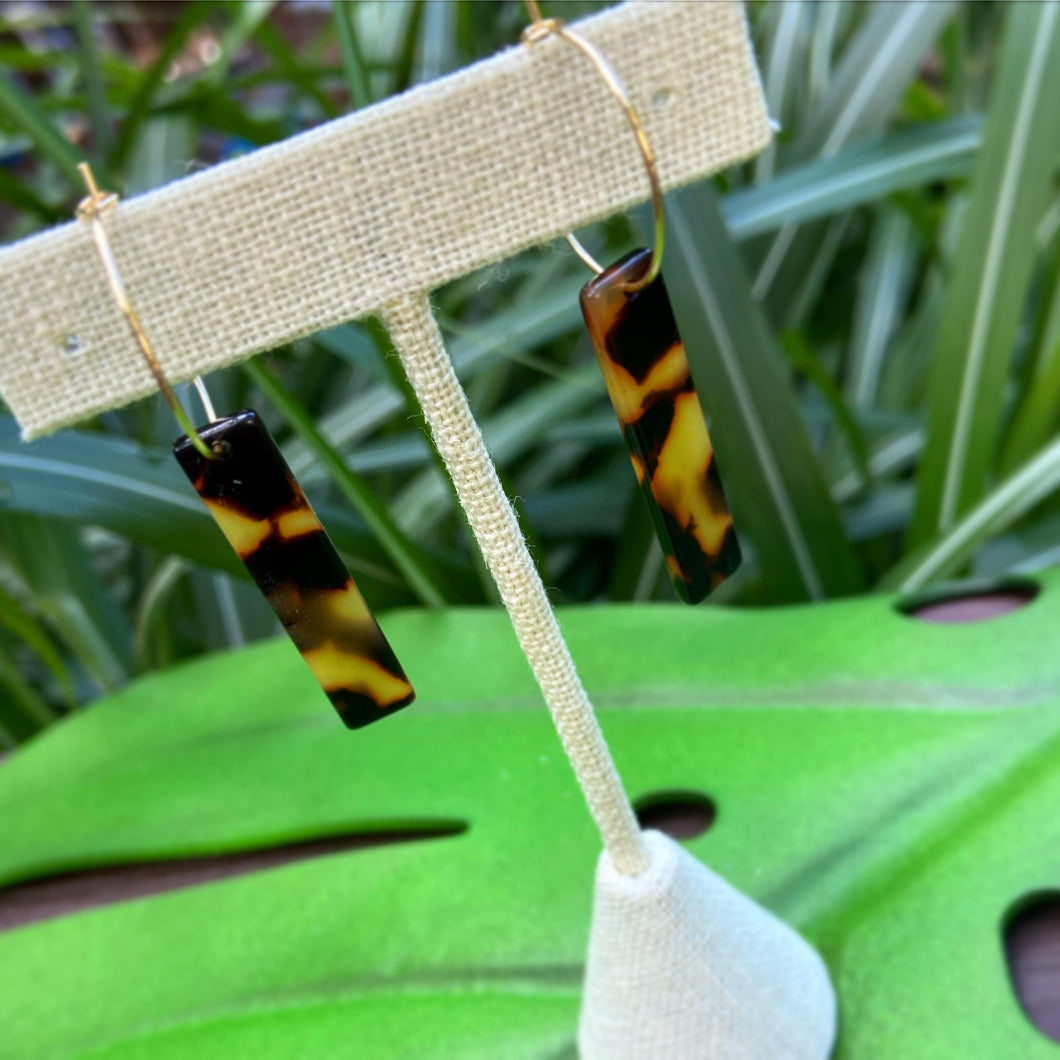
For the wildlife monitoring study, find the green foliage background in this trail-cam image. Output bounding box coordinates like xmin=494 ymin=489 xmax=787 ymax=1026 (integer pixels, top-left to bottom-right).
xmin=0 ymin=0 xmax=1059 ymax=746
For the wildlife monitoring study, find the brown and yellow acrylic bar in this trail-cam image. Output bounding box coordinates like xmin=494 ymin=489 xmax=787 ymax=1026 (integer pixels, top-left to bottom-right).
xmin=173 ymin=410 xmax=414 ymax=728
xmin=580 ymin=248 xmax=741 ymax=604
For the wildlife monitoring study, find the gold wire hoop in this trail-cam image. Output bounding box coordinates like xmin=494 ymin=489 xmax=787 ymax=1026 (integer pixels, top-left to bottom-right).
xmin=522 ymin=0 xmax=665 ymax=292
xmin=75 ymin=163 xmax=217 ymax=460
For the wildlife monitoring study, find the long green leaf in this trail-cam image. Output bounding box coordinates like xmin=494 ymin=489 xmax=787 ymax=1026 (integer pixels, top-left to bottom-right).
xmin=724 ymin=117 xmax=980 ymax=241
xmin=0 ymin=513 xmax=131 ymax=694
xmin=391 ymin=363 xmax=602 ymax=534
xmin=909 ymin=1 xmax=1060 ymax=543
xmin=663 ymin=183 xmax=863 ymax=601
xmin=752 ymin=0 xmax=809 ymax=184
xmin=0 ymin=165 xmax=62 ymax=224
xmin=7 ymin=586 xmax=1060 ymax=1054
xmin=845 ymin=206 xmax=919 ymax=408
xmin=807 ymin=0 xmax=843 ymax=106
xmin=0 ymin=417 xmax=243 ymax=577
xmin=0 ymin=650 xmax=55 ymax=739
xmin=831 ymin=428 xmax=923 ymax=504
xmin=334 ymin=1 xmax=373 ymax=109
xmin=202 ymin=1 xmax=278 ymax=89
xmin=999 ymin=239 xmax=1060 ymax=474
xmin=884 ymin=433 xmax=1060 ymax=592
xmin=789 ymin=1 xmax=955 ymax=163
xmin=0 ymin=69 xmax=85 ymax=187
xmin=0 ymin=581 xmax=73 ymax=704
xmin=109 ymin=1 xmax=212 ymax=172
xmin=244 ymin=360 xmax=450 ymax=608
xmin=288 ymin=273 xmax=586 ymax=478
xmin=752 ymin=0 xmax=955 ymax=324
xmin=781 ymin=330 xmax=870 ymax=483
xmin=252 ymin=19 xmax=338 ymax=120
xmin=0 ymin=416 xmax=420 ymax=600
xmin=390 ymin=0 xmax=426 ymax=95
xmin=133 ymin=557 xmax=190 ymax=670
xmin=72 ymin=0 xmax=112 ymax=159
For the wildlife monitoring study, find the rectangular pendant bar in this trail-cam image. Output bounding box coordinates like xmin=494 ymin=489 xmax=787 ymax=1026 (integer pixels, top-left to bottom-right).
xmin=173 ymin=409 xmax=414 ymax=729
xmin=580 ymin=249 xmax=741 ymax=604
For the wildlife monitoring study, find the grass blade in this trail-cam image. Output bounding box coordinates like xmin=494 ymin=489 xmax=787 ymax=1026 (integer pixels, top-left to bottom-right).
xmin=334 ymin=1 xmax=373 ymax=109
xmin=883 ymin=434 xmax=1060 ymax=592
xmin=999 ymin=240 xmax=1060 ymax=474
xmin=790 ymin=1 xmax=955 ymax=161
xmin=252 ymin=20 xmax=338 ymax=120
xmin=0 ymin=68 xmax=85 ymax=187
xmin=390 ymin=0 xmax=426 ymax=95
xmin=132 ymin=556 xmax=191 ymax=670
xmin=0 ymin=581 xmax=73 ymax=704
xmin=0 ymin=165 xmax=63 ymax=224
xmin=724 ymin=117 xmax=980 ymax=241
xmin=0 ymin=651 xmax=55 ymax=740
xmin=753 ymin=0 xmax=808 ymax=184
xmin=72 ymin=0 xmax=111 ymax=159
xmin=807 ymin=0 xmax=843 ymax=105
xmin=288 ymin=273 xmax=586 ymax=477
xmin=0 ymin=513 xmax=132 ymax=693
xmin=109 ymin=1 xmax=212 ymax=172
xmin=0 ymin=416 xmax=416 ymax=597
xmin=203 ymin=1 xmax=277 ymax=89
xmin=752 ymin=0 xmax=955 ymax=321
xmin=782 ymin=330 xmax=870 ymax=483
xmin=846 ymin=206 xmax=919 ymax=408
xmin=909 ymin=1 xmax=1060 ymax=542
xmin=391 ymin=363 xmax=601 ymax=533
xmin=663 ymin=183 xmax=864 ymax=601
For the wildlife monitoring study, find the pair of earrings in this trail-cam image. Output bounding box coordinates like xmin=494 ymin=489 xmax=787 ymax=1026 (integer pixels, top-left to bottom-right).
xmin=73 ymin=6 xmax=741 ymax=733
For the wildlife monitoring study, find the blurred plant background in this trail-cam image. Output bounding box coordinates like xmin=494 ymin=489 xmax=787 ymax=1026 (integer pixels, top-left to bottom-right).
xmin=0 ymin=0 xmax=1058 ymax=747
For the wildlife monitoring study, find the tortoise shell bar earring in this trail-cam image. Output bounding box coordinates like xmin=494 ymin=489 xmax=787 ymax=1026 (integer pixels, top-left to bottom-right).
xmin=580 ymin=251 xmax=741 ymax=603
xmin=75 ymin=164 xmax=413 ymax=729
xmin=523 ymin=3 xmax=741 ymax=604
xmin=172 ymin=412 xmax=414 ymax=728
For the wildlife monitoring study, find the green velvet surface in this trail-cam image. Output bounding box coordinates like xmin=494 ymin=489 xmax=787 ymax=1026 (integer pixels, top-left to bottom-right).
xmin=1 ymin=573 xmax=1058 ymax=1058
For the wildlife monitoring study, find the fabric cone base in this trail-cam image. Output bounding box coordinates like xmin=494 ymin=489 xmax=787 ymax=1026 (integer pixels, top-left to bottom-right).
xmin=579 ymin=830 xmax=836 ymax=1059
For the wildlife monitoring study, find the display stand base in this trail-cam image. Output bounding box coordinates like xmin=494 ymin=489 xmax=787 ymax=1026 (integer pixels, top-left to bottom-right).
xmin=579 ymin=830 xmax=837 ymax=1060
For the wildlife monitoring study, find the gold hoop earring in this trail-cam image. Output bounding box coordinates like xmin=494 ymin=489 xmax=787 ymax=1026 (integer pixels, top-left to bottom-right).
xmin=523 ymin=4 xmax=741 ymax=604
xmin=76 ymin=165 xmax=414 ymax=729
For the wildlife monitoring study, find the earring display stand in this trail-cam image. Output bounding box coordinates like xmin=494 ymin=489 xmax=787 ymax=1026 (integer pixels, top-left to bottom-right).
xmin=384 ymin=293 xmax=650 ymax=875
xmin=0 ymin=5 xmax=840 ymax=1059
xmin=0 ymin=0 xmax=771 ymax=879
xmin=0 ymin=1 xmax=769 ymax=439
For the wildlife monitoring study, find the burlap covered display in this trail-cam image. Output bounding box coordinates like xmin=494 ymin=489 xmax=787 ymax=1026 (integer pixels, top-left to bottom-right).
xmin=580 ymin=831 xmax=837 ymax=1059
xmin=0 ymin=0 xmax=770 ymax=438
xmin=0 ymin=4 xmax=837 ymax=1056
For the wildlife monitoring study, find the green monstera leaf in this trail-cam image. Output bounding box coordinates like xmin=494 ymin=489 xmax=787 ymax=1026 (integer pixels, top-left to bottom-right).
xmin=1 ymin=573 xmax=1059 ymax=1058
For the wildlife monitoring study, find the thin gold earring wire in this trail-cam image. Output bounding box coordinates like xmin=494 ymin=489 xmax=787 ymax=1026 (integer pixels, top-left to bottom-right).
xmin=75 ymin=163 xmax=217 ymax=460
xmin=521 ymin=0 xmax=665 ymax=293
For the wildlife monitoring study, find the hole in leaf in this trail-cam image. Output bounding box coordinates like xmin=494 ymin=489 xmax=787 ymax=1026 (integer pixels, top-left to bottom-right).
xmin=0 ymin=820 xmax=466 ymax=934
xmin=634 ymin=791 xmax=715 ymax=840
xmin=1005 ymin=892 xmax=1060 ymax=1043
xmin=897 ymin=578 xmax=1039 ymax=624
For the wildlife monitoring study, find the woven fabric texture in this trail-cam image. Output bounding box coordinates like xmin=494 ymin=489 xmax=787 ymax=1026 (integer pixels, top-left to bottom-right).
xmin=579 ymin=830 xmax=838 ymax=1059
xmin=0 ymin=0 xmax=769 ymax=438
xmin=383 ymin=292 xmax=650 ymax=875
